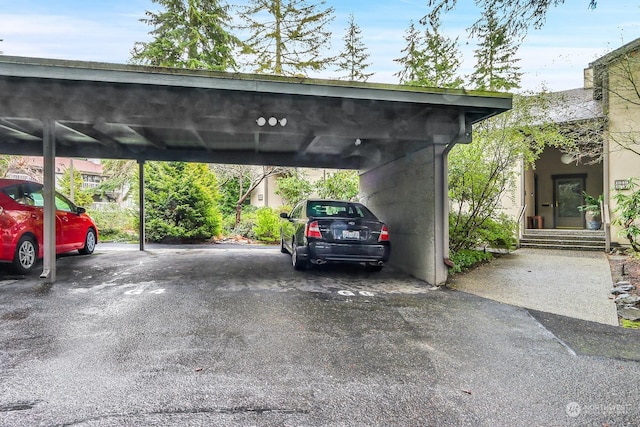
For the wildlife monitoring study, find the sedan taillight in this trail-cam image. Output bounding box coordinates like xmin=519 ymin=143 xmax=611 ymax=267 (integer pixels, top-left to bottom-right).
xmin=305 ymin=221 xmax=322 ymax=239
xmin=378 ymin=224 xmax=389 ymax=242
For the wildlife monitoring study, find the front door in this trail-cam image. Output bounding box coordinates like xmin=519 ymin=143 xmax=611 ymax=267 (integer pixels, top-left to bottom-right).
xmin=553 ymin=175 xmax=585 ymax=228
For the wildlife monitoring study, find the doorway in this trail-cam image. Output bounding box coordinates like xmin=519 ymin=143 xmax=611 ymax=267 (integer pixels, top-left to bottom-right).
xmin=553 ymin=174 xmax=586 ymax=228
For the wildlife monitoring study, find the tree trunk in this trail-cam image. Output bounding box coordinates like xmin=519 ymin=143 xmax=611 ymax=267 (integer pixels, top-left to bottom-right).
xmin=235 ymin=203 xmax=242 ymax=228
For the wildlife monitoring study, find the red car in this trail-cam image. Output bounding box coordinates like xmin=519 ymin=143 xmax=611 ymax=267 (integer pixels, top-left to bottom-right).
xmin=0 ymin=179 xmax=98 ymax=273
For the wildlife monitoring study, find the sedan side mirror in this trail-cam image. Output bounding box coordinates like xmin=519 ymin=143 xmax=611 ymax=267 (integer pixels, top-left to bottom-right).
xmin=76 ymin=206 xmax=86 ymax=215
xmin=279 ymin=212 xmax=290 ymax=219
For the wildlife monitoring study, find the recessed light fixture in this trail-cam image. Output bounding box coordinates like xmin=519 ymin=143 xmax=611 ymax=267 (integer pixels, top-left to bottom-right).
xmin=257 ymin=116 xmax=287 ymax=127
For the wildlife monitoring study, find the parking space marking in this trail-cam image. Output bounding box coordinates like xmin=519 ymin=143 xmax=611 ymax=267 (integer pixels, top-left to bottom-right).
xmin=337 ymin=290 xmax=376 ymax=297
xmin=124 ymin=285 xmax=166 ymax=296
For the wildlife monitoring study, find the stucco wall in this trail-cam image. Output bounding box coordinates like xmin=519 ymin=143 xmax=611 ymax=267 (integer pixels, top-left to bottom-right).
xmin=532 ymin=146 xmax=603 ymax=228
xmin=360 ymin=145 xmax=447 ymax=285
xmin=250 ymin=168 xmax=337 ymax=209
xmin=250 ymin=174 xmax=284 ymax=208
xmin=605 ymin=55 xmax=640 ymax=245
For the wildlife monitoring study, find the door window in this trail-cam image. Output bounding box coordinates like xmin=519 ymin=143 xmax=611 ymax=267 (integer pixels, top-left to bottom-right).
xmin=55 ymin=193 xmax=75 ymax=212
xmin=553 ymin=175 xmax=586 ymax=228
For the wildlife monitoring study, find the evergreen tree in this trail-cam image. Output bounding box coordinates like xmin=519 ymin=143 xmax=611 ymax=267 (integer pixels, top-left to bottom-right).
xmin=468 ymin=5 xmax=523 ymax=91
xmin=419 ymin=14 xmax=464 ymax=88
xmin=131 ymin=0 xmax=241 ymax=70
xmin=144 ymin=162 xmax=222 ymax=242
xmin=0 ymin=155 xmax=9 ymax=177
xmin=425 ymin=0 xmax=597 ymax=39
xmin=395 ymin=17 xmax=464 ymax=89
xmin=96 ymin=159 xmax=137 ymax=204
xmin=58 ymin=169 xmax=95 ymax=208
xmin=335 ymin=13 xmax=373 ymax=82
xmin=394 ymin=22 xmax=425 ymax=85
xmin=237 ymin=0 xmax=335 ymax=76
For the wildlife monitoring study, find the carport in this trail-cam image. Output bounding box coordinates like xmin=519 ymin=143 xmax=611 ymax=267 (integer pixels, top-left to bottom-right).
xmin=0 ymin=55 xmax=511 ymax=285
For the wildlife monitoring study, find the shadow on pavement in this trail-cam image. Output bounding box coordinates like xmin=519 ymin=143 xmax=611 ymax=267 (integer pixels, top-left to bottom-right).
xmin=528 ymin=309 xmax=640 ymax=362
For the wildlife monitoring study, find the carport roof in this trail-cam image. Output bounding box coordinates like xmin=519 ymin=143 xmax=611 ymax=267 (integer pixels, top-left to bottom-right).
xmin=0 ymin=56 xmax=512 ymax=170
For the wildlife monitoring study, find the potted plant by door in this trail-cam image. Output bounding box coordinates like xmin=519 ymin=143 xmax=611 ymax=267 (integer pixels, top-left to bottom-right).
xmin=578 ymin=192 xmax=603 ymax=230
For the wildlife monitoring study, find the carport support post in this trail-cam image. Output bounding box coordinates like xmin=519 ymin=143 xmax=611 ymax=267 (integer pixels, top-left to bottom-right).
xmin=360 ymin=144 xmax=447 ymax=285
xmin=138 ymin=159 xmax=145 ymax=251
xmin=40 ymin=119 xmax=56 ymax=283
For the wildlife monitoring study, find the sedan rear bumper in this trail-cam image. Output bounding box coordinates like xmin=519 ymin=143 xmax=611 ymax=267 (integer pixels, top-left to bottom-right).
xmin=305 ymin=241 xmax=390 ymax=264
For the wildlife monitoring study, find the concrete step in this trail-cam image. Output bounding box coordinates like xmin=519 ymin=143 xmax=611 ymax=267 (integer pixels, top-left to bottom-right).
xmin=519 ymin=242 xmax=605 ymax=251
xmin=520 ymin=229 xmax=605 ymax=251
xmin=523 ymin=229 xmax=604 ymax=237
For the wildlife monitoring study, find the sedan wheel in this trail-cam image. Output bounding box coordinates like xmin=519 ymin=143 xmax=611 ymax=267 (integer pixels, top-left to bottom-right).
xmin=79 ymin=228 xmax=97 ymax=255
xmin=292 ymin=244 xmax=307 ymax=270
xmin=13 ymin=236 xmax=37 ymax=274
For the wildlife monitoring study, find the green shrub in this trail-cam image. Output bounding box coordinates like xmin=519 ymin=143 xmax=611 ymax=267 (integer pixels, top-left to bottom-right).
xmin=143 ymin=162 xmax=222 ymax=243
xmin=613 ymin=177 xmax=640 ymax=252
xmin=223 ymin=211 xmax=257 ymax=240
xmin=252 ymin=207 xmax=281 ymax=243
xmin=448 ymin=249 xmax=494 ymax=274
xmin=222 ymin=205 xmax=259 ymax=239
xmin=88 ymin=205 xmax=137 ymax=242
xmin=449 ymin=212 xmax=517 ymax=251
xmin=621 ymin=319 xmax=640 ymax=329
xmin=476 ymin=214 xmax=518 ymax=250
xmin=317 ymin=170 xmax=359 ymax=201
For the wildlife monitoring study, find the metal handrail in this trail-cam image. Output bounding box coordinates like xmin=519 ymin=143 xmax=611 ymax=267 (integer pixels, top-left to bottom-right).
xmin=517 ymin=205 xmax=527 ymax=240
xmin=603 ymin=203 xmax=611 ymax=252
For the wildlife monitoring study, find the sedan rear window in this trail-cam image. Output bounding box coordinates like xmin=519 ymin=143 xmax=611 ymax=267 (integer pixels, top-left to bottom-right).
xmin=307 ymin=201 xmax=375 ymax=219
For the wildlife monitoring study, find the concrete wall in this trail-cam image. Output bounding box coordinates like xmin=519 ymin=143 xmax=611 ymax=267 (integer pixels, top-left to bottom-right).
xmin=360 ymin=145 xmax=447 ymax=285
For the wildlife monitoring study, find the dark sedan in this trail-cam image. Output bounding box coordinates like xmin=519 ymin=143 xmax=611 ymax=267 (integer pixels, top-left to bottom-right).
xmin=279 ymin=199 xmax=390 ymax=271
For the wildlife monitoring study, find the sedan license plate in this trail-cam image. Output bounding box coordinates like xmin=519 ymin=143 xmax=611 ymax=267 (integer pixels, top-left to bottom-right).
xmin=342 ymin=230 xmax=360 ymax=239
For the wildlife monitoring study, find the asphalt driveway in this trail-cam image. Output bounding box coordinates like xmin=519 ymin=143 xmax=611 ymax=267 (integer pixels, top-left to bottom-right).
xmin=0 ymin=244 xmax=639 ymax=426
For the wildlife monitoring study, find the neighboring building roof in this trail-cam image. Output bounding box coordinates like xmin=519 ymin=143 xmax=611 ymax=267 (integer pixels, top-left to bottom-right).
xmin=587 ymin=37 xmax=640 ymax=101
xmin=20 ymin=156 xmax=103 ymax=175
xmin=547 ymin=88 xmax=604 ymax=123
xmin=589 ymin=37 xmax=640 ymax=68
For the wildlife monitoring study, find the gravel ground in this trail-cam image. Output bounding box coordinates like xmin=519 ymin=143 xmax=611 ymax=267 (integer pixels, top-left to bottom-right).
xmin=607 ymin=252 xmax=640 ymax=294
xmin=607 ymin=251 xmax=640 ymax=325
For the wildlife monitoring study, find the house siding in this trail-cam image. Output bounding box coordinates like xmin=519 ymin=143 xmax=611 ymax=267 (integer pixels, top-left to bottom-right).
xmin=603 ymin=50 xmax=640 ymax=244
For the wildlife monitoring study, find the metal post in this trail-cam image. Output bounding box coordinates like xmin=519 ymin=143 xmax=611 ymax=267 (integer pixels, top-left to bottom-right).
xmin=138 ymin=159 xmax=145 ymax=251
xmin=40 ymin=119 xmax=56 ymax=282
xmin=69 ymin=157 xmax=74 ymax=202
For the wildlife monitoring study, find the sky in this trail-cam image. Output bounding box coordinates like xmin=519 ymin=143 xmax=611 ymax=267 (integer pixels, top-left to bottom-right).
xmin=0 ymin=0 xmax=639 ymax=93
